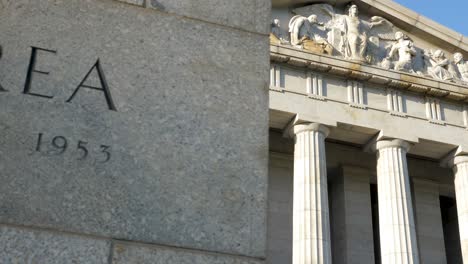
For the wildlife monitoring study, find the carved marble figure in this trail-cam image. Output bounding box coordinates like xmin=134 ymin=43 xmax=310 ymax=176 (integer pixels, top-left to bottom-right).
xmin=294 ymin=3 xmax=395 ymax=63
xmin=427 ymin=50 xmax=455 ymax=81
xmin=289 ymin=15 xmax=316 ymax=46
xmin=288 ymin=14 xmax=333 ymax=54
xmin=286 ymin=3 xmax=468 ymax=86
xmin=339 ymin=4 xmax=367 ymax=61
xmin=270 ymin=19 xmax=288 ymax=45
xmin=385 ymin=32 xmax=416 ymax=72
xmin=337 ymin=4 xmax=393 ymax=62
xmin=454 ymin=52 xmax=468 ymax=82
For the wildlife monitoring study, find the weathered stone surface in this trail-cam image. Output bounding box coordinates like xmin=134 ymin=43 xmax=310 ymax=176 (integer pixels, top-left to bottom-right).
xmin=112 ymin=242 xmax=264 ymax=264
xmin=115 ymin=0 xmax=270 ymax=34
xmin=116 ymin=0 xmax=145 ymax=6
xmin=0 ymin=225 xmax=110 ymax=264
xmin=0 ymin=0 xmax=269 ymax=258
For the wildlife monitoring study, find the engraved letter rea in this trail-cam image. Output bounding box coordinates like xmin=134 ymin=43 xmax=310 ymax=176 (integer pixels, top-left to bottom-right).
xmin=22 ymin=46 xmax=118 ymax=111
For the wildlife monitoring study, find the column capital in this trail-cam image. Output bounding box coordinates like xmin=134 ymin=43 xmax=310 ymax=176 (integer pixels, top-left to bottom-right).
xmin=376 ymin=139 xmax=411 ymax=152
xmin=454 ymin=156 xmax=468 ymax=165
xmin=365 ymin=138 xmax=411 ymax=153
xmin=290 ymin=123 xmax=330 ymax=138
xmin=441 ymin=152 xmax=468 ymax=168
xmin=282 ymin=114 xmax=336 ymax=139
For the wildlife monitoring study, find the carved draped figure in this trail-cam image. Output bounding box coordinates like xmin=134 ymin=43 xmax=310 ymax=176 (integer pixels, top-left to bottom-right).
xmin=338 ymin=15 xmax=368 ymax=62
xmin=289 ymin=15 xmax=312 ymax=46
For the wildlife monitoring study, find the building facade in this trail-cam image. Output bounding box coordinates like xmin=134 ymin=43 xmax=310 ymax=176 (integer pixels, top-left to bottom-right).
xmin=268 ymin=1 xmax=468 ymax=263
xmin=1 ymin=0 xmax=468 ymax=264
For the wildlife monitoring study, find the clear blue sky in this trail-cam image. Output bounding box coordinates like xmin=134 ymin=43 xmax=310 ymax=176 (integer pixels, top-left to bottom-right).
xmin=393 ymin=0 xmax=468 ymax=36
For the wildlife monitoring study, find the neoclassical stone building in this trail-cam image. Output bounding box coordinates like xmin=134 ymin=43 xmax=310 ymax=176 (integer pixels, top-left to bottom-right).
xmin=268 ymin=0 xmax=468 ymax=263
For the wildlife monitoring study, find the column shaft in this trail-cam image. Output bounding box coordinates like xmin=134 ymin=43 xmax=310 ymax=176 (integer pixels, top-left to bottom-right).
xmin=292 ymin=123 xmax=331 ymax=264
xmin=376 ymin=140 xmax=419 ymax=264
xmin=453 ymin=156 xmax=468 ymax=262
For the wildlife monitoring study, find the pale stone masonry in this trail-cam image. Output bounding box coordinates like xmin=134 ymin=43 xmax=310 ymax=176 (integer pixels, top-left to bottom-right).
xmin=331 ymin=166 xmax=375 ymax=263
xmin=269 ymin=0 xmax=468 ymax=263
xmin=413 ymin=179 xmax=447 ymax=264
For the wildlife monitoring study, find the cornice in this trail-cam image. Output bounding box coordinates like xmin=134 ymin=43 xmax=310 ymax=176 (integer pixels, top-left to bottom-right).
xmin=270 ymin=44 xmax=468 ymax=103
xmin=359 ymin=0 xmax=468 ymax=54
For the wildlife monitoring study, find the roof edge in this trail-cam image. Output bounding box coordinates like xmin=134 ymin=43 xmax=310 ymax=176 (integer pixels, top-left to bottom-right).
xmin=360 ymin=0 xmax=467 ymax=53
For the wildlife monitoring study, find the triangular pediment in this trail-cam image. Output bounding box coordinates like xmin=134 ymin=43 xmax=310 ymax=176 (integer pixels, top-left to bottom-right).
xmin=271 ymin=0 xmax=468 ymax=87
xmin=273 ymin=0 xmax=467 ymax=54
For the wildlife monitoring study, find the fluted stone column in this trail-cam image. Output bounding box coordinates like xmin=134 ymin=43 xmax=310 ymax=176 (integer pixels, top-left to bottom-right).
xmin=375 ymin=139 xmax=420 ymax=264
xmin=452 ymin=155 xmax=468 ymax=262
xmin=291 ymin=123 xmax=332 ymax=264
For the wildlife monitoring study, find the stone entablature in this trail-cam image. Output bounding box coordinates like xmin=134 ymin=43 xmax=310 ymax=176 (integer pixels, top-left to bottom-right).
xmin=271 ymin=45 xmax=468 ymax=103
xmin=269 ymin=44 xmax=468 ymax=157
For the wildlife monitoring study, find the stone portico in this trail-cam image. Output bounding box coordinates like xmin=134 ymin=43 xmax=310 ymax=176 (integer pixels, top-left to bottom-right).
xmin=268 ymin=0 xmax=468 ymax=263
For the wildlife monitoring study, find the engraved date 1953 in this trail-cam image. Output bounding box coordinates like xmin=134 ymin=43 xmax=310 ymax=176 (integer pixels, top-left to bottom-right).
xmin=35 ymin=133 xmax=111 ymax=163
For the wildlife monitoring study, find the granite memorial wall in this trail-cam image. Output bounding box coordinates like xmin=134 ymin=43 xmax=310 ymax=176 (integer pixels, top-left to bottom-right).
xmin=0 ymin=0 xmax=271 ymax=262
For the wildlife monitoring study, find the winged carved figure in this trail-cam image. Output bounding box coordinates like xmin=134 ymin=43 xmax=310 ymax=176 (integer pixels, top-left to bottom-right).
xmin=288 ymin=14 xmax=333 ymax=55
xmin=292 ymin=3 xmax=396 ymax=64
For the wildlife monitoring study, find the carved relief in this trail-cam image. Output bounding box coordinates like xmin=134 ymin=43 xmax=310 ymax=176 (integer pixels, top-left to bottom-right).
xmin=270 ymin=19 xmax=288 ymax=45
xmin=288 ymin=15 xmax=333 ymax=54
xmin=454 ymin=53 xmax=468 ymax=83
xmin=289 ymin=3 xmax=394 ymax=63
xmin=338 ymin=4 xmax=394 ymax=63
xmin=272 ymin=2 xmax=468 ymax=86
xmin=384 ymin=32 xmax=416 ymax=73
xmin=425 ymin=50 xmax=456 ymax=81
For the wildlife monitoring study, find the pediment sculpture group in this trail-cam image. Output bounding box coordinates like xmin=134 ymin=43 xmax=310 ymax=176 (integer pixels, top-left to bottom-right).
xmin=270 ymin=3 xmax=468 ymax=85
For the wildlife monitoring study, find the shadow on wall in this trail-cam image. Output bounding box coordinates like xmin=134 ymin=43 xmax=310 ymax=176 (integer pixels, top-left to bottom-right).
xmin=149 ymin=0 xmax=165 ymax=11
